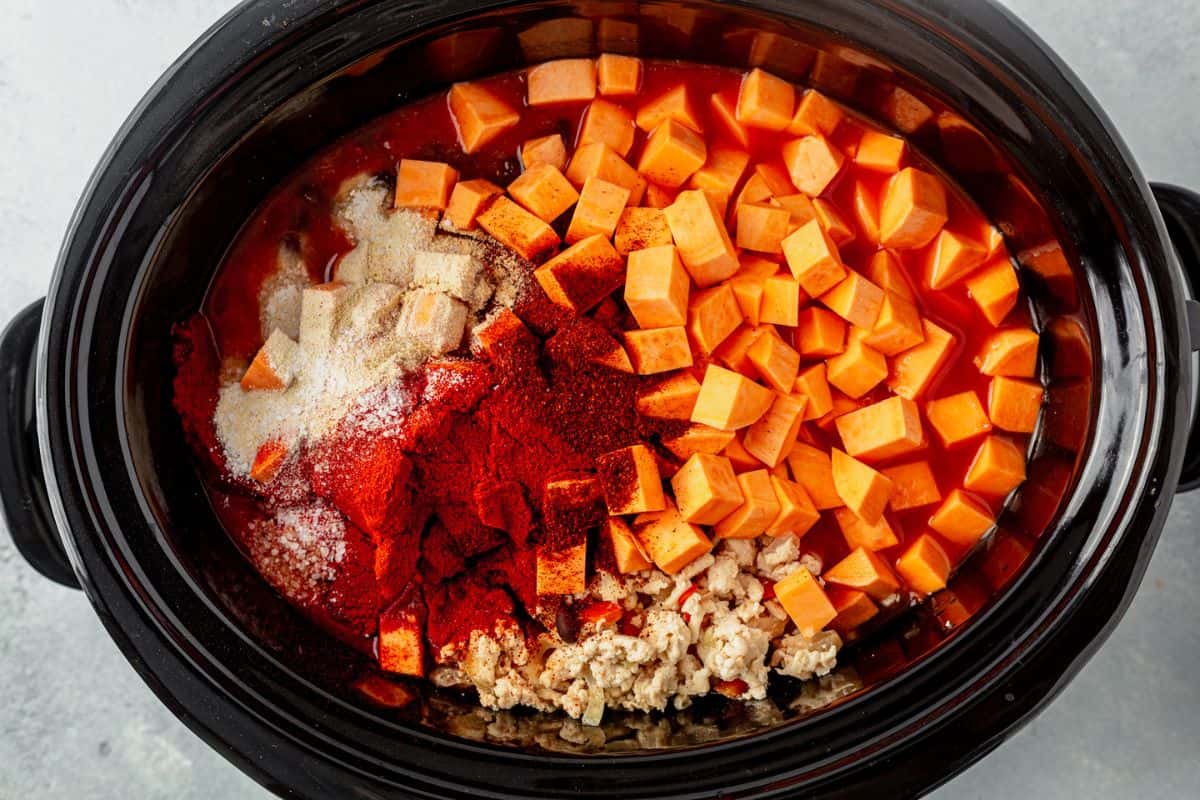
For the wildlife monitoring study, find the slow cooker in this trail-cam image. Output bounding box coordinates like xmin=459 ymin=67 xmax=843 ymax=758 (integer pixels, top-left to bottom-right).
xmin=2 ymin=0 xmax=1199 ymax=797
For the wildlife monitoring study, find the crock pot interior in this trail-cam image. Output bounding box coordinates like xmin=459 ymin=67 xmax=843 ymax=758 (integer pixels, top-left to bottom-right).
xmin=121 ymin=0 xmax=1097 ymax=754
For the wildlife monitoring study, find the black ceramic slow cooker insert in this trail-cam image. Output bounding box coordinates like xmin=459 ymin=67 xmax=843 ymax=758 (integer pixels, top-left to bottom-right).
xmin=2 ymin=1 xmax=1200 ymax=797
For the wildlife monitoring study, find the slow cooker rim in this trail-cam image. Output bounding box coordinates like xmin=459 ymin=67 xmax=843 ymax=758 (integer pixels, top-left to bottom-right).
xmin=32 ymin=0 xmax=1195 ymax=796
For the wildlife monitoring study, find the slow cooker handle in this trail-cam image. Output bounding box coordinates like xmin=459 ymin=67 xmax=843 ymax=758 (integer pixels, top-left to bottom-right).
xmin=0 ymin=299 xmax=80 ymax=588
xmin=1151 ymin=183 xmax=1200 ymax=492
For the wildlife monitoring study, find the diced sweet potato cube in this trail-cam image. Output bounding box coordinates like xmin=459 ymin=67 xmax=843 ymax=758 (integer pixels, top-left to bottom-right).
xmin=863 ymin=291 xmax=924 ymax=355
xmin=448 ymin=81 xmax=520 ymax=154
xmin=471 ymin=308 xmax=535 ymax=361
xmin=796 ymin=307 xmax=847 ymax=357
xmin=672 ymin=452 xmax=744 ymax=524
xmin=746 ymin=327 xmax=801 ymax=392
xmin=642 ymin=182 xmax=678 ymax=209
xmin=396 ymin=289 xmax=468 ymax=357
xmin=773 ymin=193 xmax=819 ymax=230
xmin=825 ymin=546 xmax=901 ymax=600
xmin=781 ymin=135 xmax=845 ymax=197
xmin=988 ymin=376 xmax=1043 ymax=433
xmin=535 ymin=234 xmax=625 ymax=312
xmin=508 ymin=162 xmax=580 ymax=222
xmin=816 ymin=390 xmax=861 ymax=433
xmin=691 ymin=364 xmax=774 ymax=431
xmin=733 ymin=173 xmax=773 ymax=217
xmin=819 ymin=270 xmax=885 ymax=330
xmin=765 ymin=475 xmax=819 ymax=537
xmin=729 ymin=277 xmax=765 ymax=327
xmin=662 ymin=423 xmax=737 ymax=459
xmin=664 ymin=189 xmax=739 ymax=286
xmin=597 ymin=53 xmax=642 ymax=96
xmin=793 ymin=363 xmax=833 ymax=420
xmin=743 ymin=392 xmax=806 ymax=468
xmin=833 ymin=506 xmax=900 ymax=553
xmin=687 ymin=284 xmax=742 ymax=355
xmin=353 ymin=675 xmax=416 ymax=707
xmin=925 ymin=390 xmax=992 ymax=448
xmin=592 ymin=336 xmax=635 ymax=373
xmin=854 ymin=130 xmax=906 ymax=173
xmin=578 ymin=98 xmax=636 ymax=157
xmin=636 ymin=371 xmax=701 ymax=419
xmin=737 ymin=253 xmax=782 ymax=279
xmin=623 ymin=326 xmax=693 ymax=374
xmin=735 ymin=67 xmax=795 ymax=131
xmin=624 ymin=244 xmax=689 ymax=328
xmin=850 ymin=179 xmax=882 ymax=245
xmin=878 ymin=167 xmax=947 ymax=249
xmin=537 ymin=539 xmax=588 ymax=595
xmin=976 ymin=328 xmax=1040 ymax=377
xmin=787 ymin=89 xmax=843 ymax=137
xmin=826 ymin=334 xmax=888 ymax=399
xmin=607 ymin=517 xmax=652 ymax=573
xmin=753 ymin=161 xmax=797 ymax=195
xmin=635 ymin=503 xmax=713 ymax=574
xmin=882 ymin=460 xmax=942 ymax=511
xmin=866 ymin=250 xmax=916 ymax=302
xmin=965 ymin=257 xmax=1020 ymax=326
xmin=836 ymin=395 xmax=924 ymax=461
xmin=711 ymin=324 xmax=764 ymax=375
xmin=782 ymin=219 xmax=847 ymax=296
xmin=241 ymin=329 xmax=299 ymax=391
xmin=881 ymin=85 xmax=935 ymax=133
xmin=395 ymin=159 xmax=459 ymax=211
xmin=710 ymin=92 xmax=751 ymax=147
xmin=614 ymin=207 xmax=673 ymax=255
xmin=896 ymin=534 xmax=951 ymax=595
xmin=786 ymin=442 xmax=843 ymax=510
xmin=690 ymin=147 xmax=750 ymax=198
xmin=477 ymin=196 xmax=561 ymax=261
xmin=774 ymin=566 xmax=837 ymax=637
xmin=812 ymin=199 xmax=855 ymax=245
xmin=638 ymin=119 xmax=707 ymax=188
xmin=636 ymin=84 xmax=704 ymax=133
xmin=929 ymin=488 xmax=994 ymax=545
xmin=714 ymin=469 xmax=780 ymax=538
xmin=522 ymin=133 xmax=568 ymax=170
xmin=445 ymin=178 xmax=503 ymax=231
xmin=964 ymin=435 xmax=1027 ymax=497
xmin=759 ymin=275 xmax=803 ymax=327
xmin=723 ymin=435 xmax=764 ymax=472
xmin=249 ymin=440 xmax=288 ymax=483
xmin=927 ymin=229 xmax=988 ymax=290
xmin=888 ymin=319 xmax=956 ymax=399
xmin=566 ymin=177 xmax=630 ymax=243
xmin=596 ymin=444 xmax=666 ymax=515
xmin=527 ymin=58 xmax=597 ymax=105
xmin=828 ymin=587 xmax=879 ymax=632
xmin=565 ymin=142 xmax=642 ymax=195
xmin=736 ymin=202 xmax=790 ymax=253
xmin=379 ymin=599 xmax=426 ymax=676
xmin=831 ymin=448 xmax=894 ymax=524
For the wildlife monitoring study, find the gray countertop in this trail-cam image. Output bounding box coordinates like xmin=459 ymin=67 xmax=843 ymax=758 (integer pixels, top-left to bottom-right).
xmin=1 ymin=1 xmax=1197 ymax=797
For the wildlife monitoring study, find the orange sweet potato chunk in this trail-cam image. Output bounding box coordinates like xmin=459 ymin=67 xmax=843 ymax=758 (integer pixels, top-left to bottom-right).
xmin=508 ymin=162 xmax=580 ymax=222
xmin=535 ymin=234 xmax=624 ymax=312
xmin=597 ymin=53 xmax=642 ymax=96
xmin=976 ymin=328 xmax=1040 ymax=377
xmin=774 ymin=567 xmax=837 ymax=637
xmin=782 ymin=219 xmax=847 ymax=297
xmin=445 ymin=178 xmax=503 ymax=231
xmin=813 ymin=198 xmax=855 ymax=245
xmin=729 ymin=277 xmax=765 ymax=327
xmin=714 ymin=324 xmax=767 ymax=375
xmin=965 ymin=257 xmax=1021 ymax=326
xmin=379 ymin=599 xmax=426 ymax=677
xmin=796 ymin=307 xmax=847 ymax=357
xmin=866 ymin=250 xmax=916 ymax=302
xmin=448 ymin=81 xmax=521 ymax=154
xmin=714 ymin=469 xmax=781 ymax=538
xmin=735 ymin=202 xmax=790 ymax=254
xmin=635 ymin=503 xmax=713 ymax=574
xmin=735 ymin=68 xmax=796 ymax=132
xmin=579 ymin=98 xmax=637 ymax=157
xmin=527 ymin=58 xmax=597 ymax=106
xmin=663 ymin=189 xmax=739 ymax=286
xmin=691 ymin=364 xmax=775 ymax=431
xmin=662 ymin=423 xmax=737 ymax=460
xmin=833 ymin=507 xmax=900 ymax=552
xmin=786 ymin=442 xmax=843 ymax=510
xmin=850 ymin=180 xmax=882 ymax=245
xmin=819 ymin=270 xmax=885 ymax=330
xmin=888 ymin=319 xmax=956 ymax=400
xmin=566 ymin=177 xmax=630 ymax=243
xmin=831 ymin=449 xmax=894 ymax=524
xmin=927 ymin=229 xmax=988 ymax=290
xmin=688 ymin=284 xmax=742 ymax=355
xmin=764 ymin=475 xmax=820 ymax=537
xmin=787 ymin=89 xmax=844 ymax=137
xmin=878 ymin=167 xmax=947 ymax=250
xmin=241 ymin=329 xmax=298 ymax=391
xmin=759 ymin=275 xmax=804 ymax=328
xmin=826 ymin=333 xmax=888 ymax=399
xmin=638 ymin=119 xmax=708 ymax=188
xmin=747 ymin=327 xmax=801 ymax=392
xmin=743 ymin=392 xmax=806 ymax=468
xmin=987 ymin=376 xmax=1043 ymax=433
xmin=537 ymin=538 xmax=588 ymax=595
xmin=614 ymin=207 xmax=673 ymax=255
xmin=565 ymin=142 xmax=641 ymax=197
xmin=964 ymin=435 xmax=1027 ymax=497
xmin=882 ymin=460 xmax=942 ymax=511
xmin=924 ymin=390 xmax=992 ymax=448
xmin=794 ymin=362 xmax=834 ymax=420
xmin=596 ymin=443 xmax=666 ymax=515
xmin=671 ymin=452 xmax=744 ymax=524
xmin=607 ymin=517 xmax=652 ymax=573
xmin=690 ymin=147 xmax=750 ymax=199
xmin=624 ymin=244 xmax=689 ymax=328
xmin=781 ymin=135 xmax=845 ymax=197
xmin=636 ymin=371 xmax=701 ymax=420
xmin=835 ymin=395 xmax=924 ymax=461
xmin=249 ymin=440 xmax=288 ymax=483
xmin=724 ymin=434 xmax=765 ymax=472
xmin=824 ymin=546 xmax=902 ymax=601
xmin=829 ymin=587 xmax=879 ymax=632
xmin=710 ymin=92 xmax=751 ymax=148
xmin=863 ymin=291 xmax=924 ymax=355
xmin=854 ymin=130 xmax=906 ymax=173
xmin=636 ymin=84 xmax=705 ymax=133
xmin=896 ymin=534 xmax=951 ymax=595
xmin=928 ymin=488 xmax=994 ymax=545
xmin=623 ymin=326 xmax=694 ymax=375
xmin=522 ymin=133 xmax=568 ymax=170
xmin=475 ymin=194 xmax=563 ymax=261
xmin=395 ymin=159 xmax=459 ymax=211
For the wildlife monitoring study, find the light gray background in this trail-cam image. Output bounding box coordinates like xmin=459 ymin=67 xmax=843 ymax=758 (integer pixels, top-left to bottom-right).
xmin=1 ymin=1 xmax=1197 ymax=797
